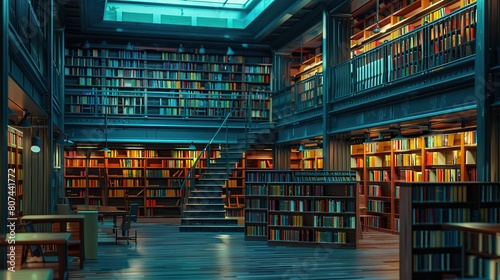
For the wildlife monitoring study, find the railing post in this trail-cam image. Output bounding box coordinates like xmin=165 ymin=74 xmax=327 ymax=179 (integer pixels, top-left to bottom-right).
xmin=423 ymin=21 xmax=430 ymax=72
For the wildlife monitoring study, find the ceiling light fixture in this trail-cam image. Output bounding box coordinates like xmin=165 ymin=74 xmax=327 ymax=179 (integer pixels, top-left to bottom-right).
xmin=373 ymin=0 xmax=380 ymax=34
xmin=188 ymin=142 xmax=196 ymax=150
xmin=31 ymin=126 xmax=41 ymax=153
xmin=125 ymin=42 xmax=134 ymax=50
xmin=199 ymin=45 xmax=206 ymax=54
xmin=82 ymin=40 xmax=90 ymax=49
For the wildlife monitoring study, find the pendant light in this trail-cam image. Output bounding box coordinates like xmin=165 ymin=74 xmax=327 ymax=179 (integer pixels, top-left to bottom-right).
xmin=374 ymin=0 xmax=381 ymax=33
xmin=100 ymin=112 xmax=110 ymax=152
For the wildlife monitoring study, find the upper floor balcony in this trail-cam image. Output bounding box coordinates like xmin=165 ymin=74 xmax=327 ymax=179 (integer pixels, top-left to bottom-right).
xmin=272 ymin=3 xmax=479 ymax=127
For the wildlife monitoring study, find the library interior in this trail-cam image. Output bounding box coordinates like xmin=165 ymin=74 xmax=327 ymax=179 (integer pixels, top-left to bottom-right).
xmin=1 ymin=0 xmax=500 ymax=279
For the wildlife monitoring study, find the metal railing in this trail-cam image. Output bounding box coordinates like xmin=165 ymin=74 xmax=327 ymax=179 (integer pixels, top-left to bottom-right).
xmin=272 ymin=73 xmax=323 ymax=120
xmin=178 ymin=109 xmax=235 ymax=215
xmin=332 ymin=3 xmax=477 ymax=101
xmin=64 ymin=90 xmax=272 ymax=122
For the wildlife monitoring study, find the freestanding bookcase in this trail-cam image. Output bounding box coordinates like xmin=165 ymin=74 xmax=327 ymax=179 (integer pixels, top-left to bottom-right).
xmin=245 ymin=170 xmax=359 ymax=248
xmin=399 ymin=182 xmax=500 ymax=279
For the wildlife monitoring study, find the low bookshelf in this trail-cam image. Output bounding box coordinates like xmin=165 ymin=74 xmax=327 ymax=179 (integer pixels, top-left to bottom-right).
xmin=245 ymin=170 xmax=359 ymax=248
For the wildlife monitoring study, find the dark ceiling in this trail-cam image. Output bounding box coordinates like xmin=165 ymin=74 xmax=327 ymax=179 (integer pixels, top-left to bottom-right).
xmin=61 ymin=0 xmax=352 ymax=54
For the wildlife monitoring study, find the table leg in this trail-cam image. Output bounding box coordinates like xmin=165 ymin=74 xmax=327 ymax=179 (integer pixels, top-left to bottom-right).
xmin=79 ymin=220 xmax=85 ymax=268
xmin=58 ymin=243 xmax=68 ymax=280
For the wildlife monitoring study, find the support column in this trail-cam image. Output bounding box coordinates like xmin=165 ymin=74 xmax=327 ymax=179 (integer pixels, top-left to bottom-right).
xmin=475 ymin=0 xmax=494 ymax=181
xmin=322 ymin=9 xmax=350 ymax=170
xmin=1 ymin=0 xmax=9 ymax=269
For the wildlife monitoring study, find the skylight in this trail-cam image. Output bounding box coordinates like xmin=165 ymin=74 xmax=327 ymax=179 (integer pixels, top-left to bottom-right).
xmin=104 ymin=0 xmax=272 ymax=29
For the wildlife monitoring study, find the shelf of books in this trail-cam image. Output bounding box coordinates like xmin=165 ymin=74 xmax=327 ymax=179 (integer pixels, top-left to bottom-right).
xmin=441 ymin=223 xmax=500 ymax=279
xmin=64 ymin=148 xmax=201 ymax=217
xmin=289 ymin=148 xmax=324 ymax=170
xmin=7 ymin=126 xmax=23 ymax=216
xmin=64 ymin=46 xmax=272 ymax=120
xmin=399 ymin=182 xmax=500 ymax=280
xmin=351 ymin=131 xmax=477 ymax=234
xmin=290 ymin=53 xmax=323 ymax=83
xmin=245 ymin=170 xmax=358 ymax=248
xmin=244 ymin=170 xmax=294 ymax=241
xmin=350 ymin=0 xmax=476 ymax=55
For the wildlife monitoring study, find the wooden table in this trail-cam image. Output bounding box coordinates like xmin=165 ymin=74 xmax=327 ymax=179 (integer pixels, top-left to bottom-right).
xmin=0 ymin=232 xmax=70 ymax=280
xmin=21 ymin=215 xmax=85 ymax=269
xmin=0 ymin=268 xmax=54 ymax=280
xmin=76 ymin=205 xmax=128 ymax=233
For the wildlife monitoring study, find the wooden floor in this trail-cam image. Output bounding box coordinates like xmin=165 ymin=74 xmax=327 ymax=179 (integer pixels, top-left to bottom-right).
xmin=68 ymin=218 xmax=399 ymax=280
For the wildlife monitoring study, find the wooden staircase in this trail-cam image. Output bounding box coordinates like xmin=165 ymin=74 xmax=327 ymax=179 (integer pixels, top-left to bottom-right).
xmin=179 ymin=125 xmax=273 ymax=232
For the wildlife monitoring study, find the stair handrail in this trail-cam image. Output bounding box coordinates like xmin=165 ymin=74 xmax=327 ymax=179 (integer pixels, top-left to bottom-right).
xmin=179 ymin=109 xmax=235 ymax=213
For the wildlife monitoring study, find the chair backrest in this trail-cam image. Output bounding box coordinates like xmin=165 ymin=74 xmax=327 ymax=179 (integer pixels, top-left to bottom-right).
xmin=129 ymin=203 xmax=138 ymax=222
xmin=24 ymin=221 xmax=43 ymax=257
xmin=57 ymin=204 xmax=72 ymax=215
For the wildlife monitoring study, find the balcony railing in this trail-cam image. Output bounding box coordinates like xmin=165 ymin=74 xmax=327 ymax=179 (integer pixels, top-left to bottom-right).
xmin=332 ymin=3 xmax=476 ymax=101
xmin=273 ymin=73 xmax=323 ymax=120
xmin=64 ymin=89 xmax=271 ymax=123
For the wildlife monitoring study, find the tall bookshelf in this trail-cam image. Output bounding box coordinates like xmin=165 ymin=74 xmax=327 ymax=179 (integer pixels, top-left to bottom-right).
xmin=245 ymin=170 xmax=358 ymax=248
xmin=351 ymin=0 xmax=476 ymax=55
xmin=64 ymin=46 xmax=272 ymax=119
xmin=351 ymin=130 xmax=477 ymax=233
xmin=7 ymin=126 xmax=23 ymax=216
xmin=399 ymin=182 xmax=500 ymax=280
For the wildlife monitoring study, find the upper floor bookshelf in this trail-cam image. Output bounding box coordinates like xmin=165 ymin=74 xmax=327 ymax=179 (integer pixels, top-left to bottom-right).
xmin=350 ymin=0 xmax=476 ymax=54
xmin=64 ymin=46 xmax=272 ymax=120
xmin=290 ymin=53 xmax=323 ymax=83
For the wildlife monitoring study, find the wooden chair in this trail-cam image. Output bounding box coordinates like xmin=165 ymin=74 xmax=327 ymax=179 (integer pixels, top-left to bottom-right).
xmin=115 ymin=203 xmax=138 ymax=245
xmin=23 ymin=221 xmax=58 ymax=263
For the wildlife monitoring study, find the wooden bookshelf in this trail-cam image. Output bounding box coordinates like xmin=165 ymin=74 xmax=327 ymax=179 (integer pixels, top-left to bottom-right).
xmin=399 ymin=182 xmax=500 ymax=280
xmin=7 ymin=126 xmax=23 ymax=217
xmin=64 ymin=46 xmax=272 ymax=119
xmin=290 ymin=148 xmax=324 ymax=170
xmin=291 ymin=53 xmax=323 ymax=82
xmin=64 ymin=147 xmax=275 ymax=218
xmin=351 ymin=130 xmax=477 ymax=233
xmin=245 ymin=170 xmax=358 ymax=248
xmin=350 ymin=0 xmax=475 ymax=54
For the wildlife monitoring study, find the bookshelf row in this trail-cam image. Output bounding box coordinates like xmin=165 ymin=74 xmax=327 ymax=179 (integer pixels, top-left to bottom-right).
xmin=65 ymin=46 xmax=272 ymax=121
xmin=64 ymin=148 xmax=274 ymax=217
xmin=350 ymin=0 xmax=476 ymax=54
xmin=7 ymin=126 xmax=23 ymax=217
xmin=245 ymin=170 xmax=358 ymax=248
xmin=399 ymin=182 xmax=500 ymax=280
xmin=351 ymin=131 xmax=477 ymax=234
xmin=64 ymin=89 xmax=270 ymax=119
